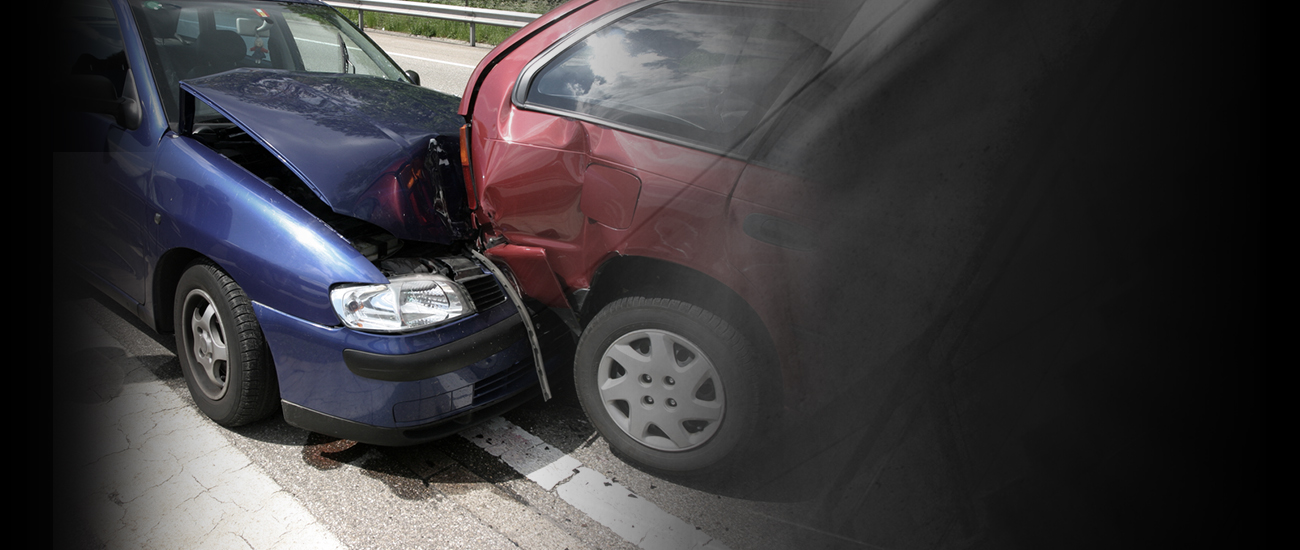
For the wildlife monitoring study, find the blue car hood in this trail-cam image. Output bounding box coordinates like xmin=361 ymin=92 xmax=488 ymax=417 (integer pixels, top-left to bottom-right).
xmin=180 ymin=70 xmax=472 ymax=244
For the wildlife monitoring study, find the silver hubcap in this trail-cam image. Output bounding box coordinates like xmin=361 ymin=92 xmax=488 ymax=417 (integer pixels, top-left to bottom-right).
xmin=597 ymin=329 xmax=724 ymax=451
xmin=186 ymin=289 xmax=229 ymax=400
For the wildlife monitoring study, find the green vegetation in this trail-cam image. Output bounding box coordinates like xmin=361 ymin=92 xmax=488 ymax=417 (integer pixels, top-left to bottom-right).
xmin=337 ymin=1 xmax=566 ymax=46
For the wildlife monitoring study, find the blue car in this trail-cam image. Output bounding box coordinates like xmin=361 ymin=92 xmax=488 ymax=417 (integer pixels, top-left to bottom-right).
xmin=54 ymin=0 xmax=568 ymax=445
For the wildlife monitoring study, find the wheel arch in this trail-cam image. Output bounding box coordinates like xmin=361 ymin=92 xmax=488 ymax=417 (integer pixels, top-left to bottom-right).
xmin=173 ymin=256 xmax=281 ymax=426
xmin=150 ymin=247 xmax=206 ymax=334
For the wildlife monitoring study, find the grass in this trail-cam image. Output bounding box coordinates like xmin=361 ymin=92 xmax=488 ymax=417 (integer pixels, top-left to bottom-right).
xmin=337 ymin=1 xmax=567 ymax=46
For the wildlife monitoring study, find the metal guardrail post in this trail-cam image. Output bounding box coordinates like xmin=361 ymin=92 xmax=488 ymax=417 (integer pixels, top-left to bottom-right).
xmin=464 ymin=0 xmax=471 ymax=46
xmin=358 ymin=9 xmax=365 ymax=31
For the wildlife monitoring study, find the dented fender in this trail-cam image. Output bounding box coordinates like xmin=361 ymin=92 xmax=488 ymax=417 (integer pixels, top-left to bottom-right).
xmin=484 ymin=244 xmax=570 ymax=309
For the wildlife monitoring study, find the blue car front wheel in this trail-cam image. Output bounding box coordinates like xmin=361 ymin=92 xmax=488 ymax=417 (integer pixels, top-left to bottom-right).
xmin=174 ymin=260 xmax=279 ymax=426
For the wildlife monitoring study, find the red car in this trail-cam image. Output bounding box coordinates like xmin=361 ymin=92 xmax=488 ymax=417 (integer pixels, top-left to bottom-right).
xmin=450 ymin=0 xmax=1261 ymax=544
xmin=456 ymin=0 xmax=871 ymax=473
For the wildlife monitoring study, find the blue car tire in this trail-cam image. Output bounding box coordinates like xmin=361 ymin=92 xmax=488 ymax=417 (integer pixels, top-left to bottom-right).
xmin=175 ymin=259 xmax=280 ymax=426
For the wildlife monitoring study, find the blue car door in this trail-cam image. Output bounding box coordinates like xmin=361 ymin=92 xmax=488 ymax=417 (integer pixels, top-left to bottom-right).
xmin=55 ymin=0 xmax=164 ymax=310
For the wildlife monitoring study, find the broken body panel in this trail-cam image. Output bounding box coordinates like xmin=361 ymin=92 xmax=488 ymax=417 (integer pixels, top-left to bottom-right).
xmin=456 ymin=0 xmax=824 ymax=404
xmin=181 ymin=69 xmax=473 ymax=245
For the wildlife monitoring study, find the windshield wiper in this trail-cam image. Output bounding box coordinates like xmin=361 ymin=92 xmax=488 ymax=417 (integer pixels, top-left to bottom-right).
xmin=337 ymin=31 xmax=352 ymax=74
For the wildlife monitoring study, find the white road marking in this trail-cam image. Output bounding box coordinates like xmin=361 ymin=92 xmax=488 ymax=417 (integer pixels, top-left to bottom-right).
xmin=464 ymin=417 xmax=580 ymax=490
xmin=463 ymin=417 xmax=728 ymax=550
xmin=387 ymin=51 xmax=477 ymax=69
xmin=296 ymin=36 xmax=366 ymax=54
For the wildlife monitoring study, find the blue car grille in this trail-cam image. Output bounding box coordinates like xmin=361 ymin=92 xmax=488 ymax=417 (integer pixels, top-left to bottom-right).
xmin=472 ymin=306 xmax=571 ymax=404
xmin=462 ymin=274 xmax=507 ymax=310
xmin=474 ymin=358 xmax=536 ymax=403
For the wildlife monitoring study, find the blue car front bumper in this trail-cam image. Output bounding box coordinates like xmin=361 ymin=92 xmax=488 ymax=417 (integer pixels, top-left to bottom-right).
xmin=252 ymin=299 xmax=572 ymax=445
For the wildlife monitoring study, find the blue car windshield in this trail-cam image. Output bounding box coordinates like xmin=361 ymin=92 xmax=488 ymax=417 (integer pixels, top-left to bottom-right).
xmin=128 ymin=0 xmax=408 ymax=123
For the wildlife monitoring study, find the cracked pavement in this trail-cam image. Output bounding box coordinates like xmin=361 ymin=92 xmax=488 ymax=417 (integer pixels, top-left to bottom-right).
xmin=56 ymin=300 xmax=344 ymax=550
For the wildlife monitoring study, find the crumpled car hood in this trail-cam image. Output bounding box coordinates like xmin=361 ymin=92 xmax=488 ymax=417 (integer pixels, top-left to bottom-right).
xmin=180 ymin=69 xmax=472 ymax=244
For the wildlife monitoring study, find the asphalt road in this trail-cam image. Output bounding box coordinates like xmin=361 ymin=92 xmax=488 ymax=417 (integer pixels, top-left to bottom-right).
xmin=55 ymin=271 xmax=847 ymax=550
xmin=368 ymin=31 xmax=492 ymax=97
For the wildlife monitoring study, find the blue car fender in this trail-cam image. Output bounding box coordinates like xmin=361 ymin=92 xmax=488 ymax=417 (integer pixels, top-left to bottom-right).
xmin=149 ymin=131 xmax=383 ymax=327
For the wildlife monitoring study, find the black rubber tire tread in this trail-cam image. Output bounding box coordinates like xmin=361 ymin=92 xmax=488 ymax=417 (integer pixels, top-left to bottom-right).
xmin=174 ymin=259 xmax=279 ymax=426
xmin=575 ymin=296 xmax=762 ymax=476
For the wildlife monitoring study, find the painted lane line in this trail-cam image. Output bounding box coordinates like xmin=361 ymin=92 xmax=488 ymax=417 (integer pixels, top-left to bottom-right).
xmin=462 ymin=417 xmax=728 ymax=550
xmin=296 ymin=37 xmax=477 ymax=69
xmin=558 ymin=467 xmax=726 ymax=550
xmin=466 ymin=417 xmax=581 ymax=490
xmin=387 ymin=52 xmax=477 ymax=69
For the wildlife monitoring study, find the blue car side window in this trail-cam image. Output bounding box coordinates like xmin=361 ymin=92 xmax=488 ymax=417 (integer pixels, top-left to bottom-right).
xmin=57 ymin=0 xmax=132 ymax=150
xmin=60 ymin=0 xmax=127 ymax=90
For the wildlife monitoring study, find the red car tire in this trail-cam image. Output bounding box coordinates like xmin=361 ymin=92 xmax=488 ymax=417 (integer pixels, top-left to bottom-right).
xmin=575 ymin=296 xmax=761 ymax=475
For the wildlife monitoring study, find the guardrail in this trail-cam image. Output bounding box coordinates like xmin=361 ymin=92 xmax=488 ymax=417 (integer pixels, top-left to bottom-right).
xmin=326 ymin=0 xmax=540 ymax=47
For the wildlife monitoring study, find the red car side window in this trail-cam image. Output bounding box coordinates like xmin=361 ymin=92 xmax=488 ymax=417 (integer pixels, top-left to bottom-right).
xmin=523 ymin=1 xmax=827 ymax=153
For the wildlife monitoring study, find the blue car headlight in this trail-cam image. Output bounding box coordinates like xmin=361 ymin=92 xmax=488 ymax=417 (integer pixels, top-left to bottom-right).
xmin=330 ymin=274 xmax=474 ymax=333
